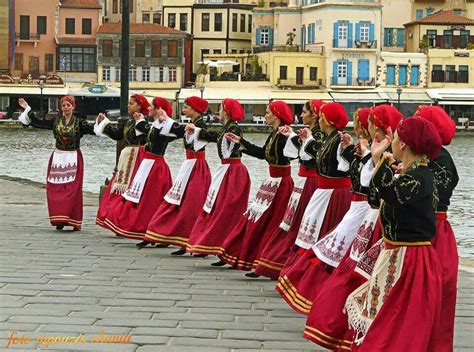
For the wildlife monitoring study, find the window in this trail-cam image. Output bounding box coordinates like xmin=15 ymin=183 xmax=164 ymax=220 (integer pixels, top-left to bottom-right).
xmin=115 ymin=67 xmax=120 ymax=81
xmin=153 ymin=12 xmax=161 ymax=24
xmin=454 ymin=8 xmax=463 ymax=16
xmin=459 ymin=65 xmax=469 ymax=83
xmin=337 ymin=61 xmax=347 ymax=78
xmin=169 ymin=67 xmax=177 ymax=82
xmin=113 ymin=0 xmax=118 ymax=14
xmin=260 ymin=28 xmax=269 ymax=45
xmin=232 ymin=14 xmax=238 ymax=32
xmin=202 ymin=13 xmax=210 ymax=31
xmin=337 ymin=21 xmax=348 ymax=48
xmin=410 ymin=65 xmax=419 ymax=86
xmin=59 ymin=46 xmax=96 ymax=72
xmin=168 ymin=40 xmax=177 ymax=57
xmin=168 ymin=13 xmax=176 ymax=28
xmin=102 ymin=39 xmax=113 ymax=57
xmin=130 ymin=67 xmax=137 ymax=81
xmin=279 ymin=66 xmax=287 ymax=80
xmin=360 ymin=22 xmax=370 ymax=42
xmin=201 ymin=49 xmax=210 ymax=60
xmin=37 ymin=16 xmax=47 ymax=35
xmin=384 ymin=28 xmax=394 ymax=47
xmin=432 ymin=64 xmax=444 ymax=82
xmin=142 ymin=13 xmax=150 ymax=23
xmin=445 ymin=65 xmax=456 ymax=83
xmin=19 ymin=15 xmax=29 ymax=39
xmin=82 ymin=19 xmax=92 ymax=35
xmin=240 ymin=14 xmax=245 ymax=33
xmin=213 ymin=49 xmax=222 ymax=54
xmin=426 ymin=7 xmax=434 ymax=16
xmin=142 ymin=67 xmax=150 ymax=82
xmin=460 ymin=30 xmax=470 ymax=49
xmin=45 ymin=53 xmax=54 ymax=72
xmin=427 ymin=30 xmax=437 ymax=48
xmin=65 ymin=18 xmax=75 ymax=34
xmin=14 ymin=54 xmax=23 ymax=71
xmin=214 ymin=13 xmax=222 ymax=32
xmin=135 ymin=40 xmax=145 ymax=57
xmin=102 ymin=66 xmax=111 ymax=81
xmin=151 ymin=40 xmax=161 ymax=57
xmin=248 ymin=15 xmax=252 ymax=33
xmin=416 ymin=9 xmax=423 ymax=19
xmin=444 ymin=30 xmax=453 ymax=48
xmin=155 ymin=67 xmax=163 ymax=82
xmin=180 ymin=14 xmax=187 ymax=31
xmin=310 ymin=67 xmax=317 ymax=81
xmin=231 ymin=49 xmax=237 ymax=54
xmin=396 ymin=28 xmax=404 ymax=47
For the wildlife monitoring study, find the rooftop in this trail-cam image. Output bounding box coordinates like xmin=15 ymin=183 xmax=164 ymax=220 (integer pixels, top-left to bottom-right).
xmin=60 ymin=0 xmax=102 ymax=9
xmin=97 ymin=23 xmax=186 ymax=35
xmin=405 ymin=10 xmax=474 ymax=26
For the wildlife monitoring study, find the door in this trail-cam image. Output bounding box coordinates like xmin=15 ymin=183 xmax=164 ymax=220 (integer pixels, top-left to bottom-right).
xmin=399 ymin=65 xmax=407 ymax=85
xmin=338 ymin=22 xmax=348 ymax=48
xmin=410 ymin=65 xmax=420 ymax=86
xmin=20 ymin=15 xmax=30 ymax=40
xmin=28 ymin=56 xmax=40 ymax=77
xmin=337 ymin=61 xmax=347 ymax=85
xmin=296 ymin=67 xmax=304 ymax=85
xmin=358 ymin=60 xmax=369 ymax=81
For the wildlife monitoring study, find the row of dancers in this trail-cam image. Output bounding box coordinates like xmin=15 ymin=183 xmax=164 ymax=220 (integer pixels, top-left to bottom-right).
xmin=18 ymin=94 xmax=458 ymax=351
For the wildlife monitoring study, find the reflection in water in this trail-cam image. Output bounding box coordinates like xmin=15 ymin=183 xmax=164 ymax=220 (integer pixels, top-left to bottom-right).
xmin=0 ymin=128 xmax=473 ymax=257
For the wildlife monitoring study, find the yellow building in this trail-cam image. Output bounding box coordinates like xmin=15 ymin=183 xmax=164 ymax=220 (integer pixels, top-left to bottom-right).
xmin=411 ymin=0 xmax=474 ymax=22
xmin=104 ymin=0 xmax=163 ymax=24
xmin=0 ymin=0 xmax=10 ymax=73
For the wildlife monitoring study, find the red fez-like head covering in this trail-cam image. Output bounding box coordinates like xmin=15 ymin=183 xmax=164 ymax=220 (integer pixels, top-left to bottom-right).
xmin=60 ymin=95 xmax=76 ymax=108
xmin=320 ymin=102 xmax=349 ymax=130
xmin=152 ymin=97 xmax=172 ymax=117
xmin=185 ymin=96 xmax=208 ymax=114
xmin=309 ymin=99 xmax=325 ymax=117
xmin=269 ymin=100 xmax=293 ymax=125
xmin=131 ymin=94 xmax=150 ymax=115
xmin=415 ymin=105 xmax=456 ymax=146
xmin=369 ymin=104 xmax=404 ymax=133
xmin=222 ymin=98 xmax=244 ymax=121
xmin=397 ymin=117 xmax=442 ymax=160
xmin=354 ymin=107 xmax=370 ymax=132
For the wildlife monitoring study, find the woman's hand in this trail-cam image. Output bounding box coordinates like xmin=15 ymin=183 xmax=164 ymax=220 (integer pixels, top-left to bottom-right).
xmin=355 ymin=137 xmax=369 ymax=156
xmin=298 ymin=128 xmax=312 ymax=141
xmin=278 ymin=125 xmax=293 ymax=137
xmin=157 ymin=108 xmax=169 ymax=121
xmin=371 ymin=129 xmax=392 ymax=164
xmin=132 ymin=112 xmax=144 ymax=122
xmin=338 ymin=131 xmax=353 ymax=150
xmin=185 ymin=123 xmax=195 ymax=134
xmin=225 ymin=132 xmax=241 ymax=143
xmin=18 ymin=98 xmax=29 ymax=110
xmin=97 ymin=113 xmax=106 ymax=123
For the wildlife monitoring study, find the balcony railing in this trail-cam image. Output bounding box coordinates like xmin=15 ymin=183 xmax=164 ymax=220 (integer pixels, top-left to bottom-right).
xmin=331 ymin=76 xmax=376 ymax=86
xmin=277 ymin=78 xmax=323 ymax=88
xmin=252 ymin=45 xmax=301 ymax=54
xmin=15 ymin=32 xmax=40 ymax=41
xmin=423 ymin=35 xmax=474 ymax=49
xmin=432 ymin=70 xmax=469 ymax=83
xmin=333 ymin=40 xmax=377 ymax=49
xmin=210 ymin=72 xmax=268 ymax=82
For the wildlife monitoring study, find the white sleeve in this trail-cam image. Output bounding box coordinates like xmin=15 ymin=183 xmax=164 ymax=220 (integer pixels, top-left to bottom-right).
xmin=187 ymin=126 xmax=208 ymax=151
xmin=134 ymin=117 xmax=146 ymax=136
xmin=18 ymin=106 xmax=32 ymax=125
xmin=336 ymin=144 xmax=350 ymax=172
xmin=299 ymin=136 xmax=315 ymax=161
xmin=283 ymin=132 xmax=299 ymax=158
xmin=360 ymin=158 xmax=376 ymax=187
xmin=94 ymin=116 xmax=111 ymax=137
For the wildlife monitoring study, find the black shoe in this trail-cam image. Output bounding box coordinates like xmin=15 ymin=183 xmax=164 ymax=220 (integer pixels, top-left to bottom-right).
xmin=245 ymin=272 xmax=261 ymax=278
xmin=170 ymin=248 xmax=187 ymax=256
xmin=193 ymin=254 xmax=208 ymax=258
xmin=136 ymin=241 xmax=151 ymax=249
xmin=211 ymin=260 xmax=226 ymax=267
xmin=72 ymin=227 xmax=80 ymax=232
xmin=155 ymin=244 xmax=170 ymax=248
xmin=55 ymin=225 xmax=64 ymax=230
xmin=227 ymin=266 xmax=237 ymax=270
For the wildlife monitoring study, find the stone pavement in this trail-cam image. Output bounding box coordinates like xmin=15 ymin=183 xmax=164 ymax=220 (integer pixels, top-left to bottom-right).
xmin=0 ymin=177 xmax=472 ymax=352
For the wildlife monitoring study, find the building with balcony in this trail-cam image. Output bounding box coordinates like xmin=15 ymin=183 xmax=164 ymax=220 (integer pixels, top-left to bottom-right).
xmin=104 ymin=0 xmax=163 ymax=25
xmin=411 ymin=0 xmax=474 ymax=22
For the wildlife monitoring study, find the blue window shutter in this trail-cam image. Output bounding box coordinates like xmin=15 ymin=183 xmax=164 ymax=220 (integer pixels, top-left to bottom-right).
xmin=411 ymin=65 xmax=420 ymax=85
xmin=397 ymin=28 xmax=404 ymax=47
xmin=387 ymin=65 xmax=395 ymax=85
xmin=269 ymin=28 xmax=274 ymax=45
xmin=333 ymin=22 xmax=339 ymax=48
xmin=333 ymin=60 xmax=338 ymax=85
xmin=347 ymin=60 xmax=353 ymax=85
xmin=370 ymin=23 xmax=375 ymax=42
xmin=300 ymin=26 xmax=304 ymax=48
xmin=358 ymin=59 xmax=369 ymax=80
xmin=312 ymin=24 xmax=316 ymax=43
xmin=399 ymin=65 xmax=407 ymax=85
xmin=416 ymin=9 xmax=423 ymax=19
xmin=348 ymin=22 xmax=353 ymax=48
xmin=384 ymin=28 xmax=390 ymax=46
xmin=256 ymin=28 xmax=261 ymax=45
xmin=355 ymin=23 xmax=361 ymax=41
xmin=307 ymin=26 xmax=311 ymax=44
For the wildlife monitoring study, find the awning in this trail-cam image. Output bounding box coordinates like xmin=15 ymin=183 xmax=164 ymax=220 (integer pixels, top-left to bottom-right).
xmin=142 ymin=89 xmax=179 ymax=101
xmin=0 ymin=86 xmax=69 ymax=96
xmin=178 ymin=88 xmax=271 ymax=104
xmin=270 ymin=90 xmax=332 ymax=104
xmin=68 ymin=86 xmax=144 ymax=97
xmin=329 ymin=91 xmax=386 ymax=103
xmin=427 ymin=89 xmax=474 ymax=104
xmin=437 ymin=100 xmax=474 ymax=106
xmin=383 ymin=91 xmax=432 ymax=103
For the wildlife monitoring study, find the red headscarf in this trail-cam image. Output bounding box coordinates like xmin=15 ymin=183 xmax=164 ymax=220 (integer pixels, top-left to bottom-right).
xmin=309 ymin=99 xmax=325 ymax=117
xmin=60 ymin=95 xmax=76 ymax=109
xmin=354 ymin=107 xmax=370 ymax=132
xmin=320 ymin=102 xmax=349 ymax=130
xmin=269 ymin=100 xmax=293 ymax=125
xmin=415 ymin=105 xmax=456 ymax=146
xmin=131 ymin=94 xmax=150 ymax=115
xmin=397 ymin=117 xmax=442 ymax=160
xmin=152 ymin=97 xmax=173 ymax=117
xmin=369 ymin=104 xmax=404 ymax=133
xmin=185 ymin=96 xmax=208 ymax=114
xmin=222 ymin=98 xmax=244 ymax=121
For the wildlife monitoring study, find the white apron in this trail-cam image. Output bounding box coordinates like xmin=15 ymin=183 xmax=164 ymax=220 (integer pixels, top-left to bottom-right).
xmin=47 ymin=150 xmax=78 ymax=184
xmin=244 ymin=177 xmax=282 ymax=223
xmin=203 ymin=163 xmax=230 ymax=214
xmin=164 ymin=159 xmax=197 ymax=206
xmin=122 ymin=158 xmax=155 ymax=204
xmin=279 ymin=176 xmax=307 ymax=231
xmin=349 ymin=208 xmax=380 ymax=262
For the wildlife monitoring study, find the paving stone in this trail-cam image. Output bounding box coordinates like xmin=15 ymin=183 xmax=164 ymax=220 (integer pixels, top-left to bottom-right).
xmin=170 ymin=337 xmax=262 ymax=349
xmin=137 ymin=347 xmax=229 ymax=352
xmin=96 ymin=319 xmax=179 ymax=328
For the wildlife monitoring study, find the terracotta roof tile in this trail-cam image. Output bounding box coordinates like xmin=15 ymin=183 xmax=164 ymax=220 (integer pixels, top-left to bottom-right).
xmin=405 ymin=10 xmax=474 ymax=26
xmin=57 ymin=37 xmax=97 ymax=45
xmin=60 ymin=0 xmax=102 ymax=9
xmin=98 ymin=22 xmax=186 ymax=35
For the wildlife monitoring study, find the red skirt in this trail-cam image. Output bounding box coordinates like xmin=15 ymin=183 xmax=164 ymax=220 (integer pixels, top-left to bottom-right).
xmin=145 ymin=158 xmax=211 ymax=248
xmin=430 ymin=213 xmax=458 ymax=352
xmin=47 ymin=149 xmax=84 ymax=229
xmin=254 ymin=176 xmax=319 ymax=280
xmin=186 ymin=161 xmax=251 ymax=255
xmin=218 ymin=167 xmax=294 ymax=271
xmin=350 ymin=245 xmax=442 ymax=352
xmin=104 ymin=151 xmax=172 ymax=240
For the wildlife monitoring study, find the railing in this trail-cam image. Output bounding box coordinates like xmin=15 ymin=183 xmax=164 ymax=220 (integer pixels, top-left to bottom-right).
xmin=252 ymin=45 xmax=301 ymax=54
xmin=330 ymin=76 xmax=376 ymax=86
xmin=277 ymin=78 xmax=323 ymax=87
xmin=423 ymin=35 xmax=474 ymax=49
xmin=15 ymin=32 xmax=40 ymax=40
xmin=210 ymin=72 xmax=268 ymax=81
xmin=333 ymin=39 xmax=377 ymax=49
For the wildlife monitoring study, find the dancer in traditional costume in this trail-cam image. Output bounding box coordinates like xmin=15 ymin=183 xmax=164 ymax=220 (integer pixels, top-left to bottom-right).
xmin=103 ymin=98 xmax=174 ymax=242
xmin=416 ymin=105 xmax=458 ymax=351
xmin=344 ymin=117 xmax=443 ymax=351
xmin=94 ymin=94 xmax=150 ymax=230
xmin=250 ymin=99 xmax=325 ymax=279
xmin=17 ymin=96 xmax=95 ymax=230
xmin=216 ymin=100 xmax=294 ymax=272
xmin=186 ymin=99 xmax=251 ymax=257
xmin=276 ymin=102 xmax=352 ymax=313
xmin=144 ymin=96 xmax=211 ymax=255
xmin=303 ymin=105 xmax=403 ymax=349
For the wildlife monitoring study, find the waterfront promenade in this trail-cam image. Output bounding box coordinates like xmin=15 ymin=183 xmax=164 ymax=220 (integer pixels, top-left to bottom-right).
xmin=0 ymin=177 xmax=472 ymax=351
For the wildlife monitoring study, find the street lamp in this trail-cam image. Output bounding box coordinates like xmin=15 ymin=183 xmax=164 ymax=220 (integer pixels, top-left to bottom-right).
xmin=396 ymin=87 xmax=402 ymax=112
xmin=39 ymin=80 xmax=45 ymax=116
xmin=199 ymin=85 xmax=205 ymax=99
